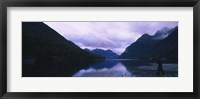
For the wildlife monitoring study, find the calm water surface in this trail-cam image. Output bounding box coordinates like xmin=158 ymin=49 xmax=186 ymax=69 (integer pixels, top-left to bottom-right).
xmin=72 ymin=59 xmax=178 ymax=77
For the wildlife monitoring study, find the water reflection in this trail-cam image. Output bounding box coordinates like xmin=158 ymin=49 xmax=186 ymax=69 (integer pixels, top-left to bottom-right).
xmin=73 ymin=62 xmax=133 ymax=77
xmin=73 ymin=60 xmax=178 ymax=77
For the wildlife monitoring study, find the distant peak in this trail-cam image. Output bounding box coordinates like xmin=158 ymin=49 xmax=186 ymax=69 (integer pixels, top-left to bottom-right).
xmin=93 ymin=48 xmax=103 ymax=51
xmin=90 ymin=48 xmax=119 ymax=59
xmin=173 ymin=26 xmax=178 ymax=29
xmin=161 ymin=27 xmax=170 ymax=31
xmin=153 ymin=26 xmax=176 ymax=39
xmin=140 ymin=34 xmax=152 ymax=39
xmin=142 ymin=33 xmax=151 ymax=37
xmin=84 ymin=48 xmax=91 ymax=52
xmin=136 ymin=34 xmax=152 ymax=42
xmin=106 ymin=49 xmax=112 ymax=52
xmin=84 ymin=48 xmax=90 ymax=50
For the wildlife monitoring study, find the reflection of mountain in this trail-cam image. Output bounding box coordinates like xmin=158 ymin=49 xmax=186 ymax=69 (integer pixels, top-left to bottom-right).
xmin=73 ymin=61 xmax=132 ymax=77
xmin=84 ymin=48 xmax=119 ymax=59
xmin=86 ymin=60 xmax=118 ymax=69
xmin=120 ymin=26 xmax=178 ymax=60
xmin=22 ymin=22 xmax=103 ymax=77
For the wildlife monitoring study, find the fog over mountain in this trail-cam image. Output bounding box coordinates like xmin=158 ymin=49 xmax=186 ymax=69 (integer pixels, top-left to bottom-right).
xmin=22 ymin=22 xmax=178 ymax=77
xmin=119 ymin=26 xmax=178 ymax=60
xmin=45 ymin=22 xmax=178 ymax=55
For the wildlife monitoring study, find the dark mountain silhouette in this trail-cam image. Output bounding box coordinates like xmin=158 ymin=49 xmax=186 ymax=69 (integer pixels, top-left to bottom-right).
xmin=119 ymin=26 xmax=178 ymax=60
xmin=22 ymin=22 xmax=104 ymax=77
xmin=84 ymin=48 xmax=91 ymax=52
xmin=147 ymin=26 xmax=178 ymax=60
xmin=119 ymin=34 xmax=161 ymax=59
xmin=84 ymin=48 xmax=119 ymax=59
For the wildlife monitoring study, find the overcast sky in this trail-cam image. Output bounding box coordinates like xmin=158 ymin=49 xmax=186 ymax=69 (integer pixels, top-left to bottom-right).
xmin=44 ymin=22 xmax=178 ymax=55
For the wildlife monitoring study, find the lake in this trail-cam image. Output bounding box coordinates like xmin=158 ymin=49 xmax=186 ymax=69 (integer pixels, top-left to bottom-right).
xmin=22 ymin=59 xmax=178 ymax=77
xmin=72 ymin=59 xmax=178 ymax=77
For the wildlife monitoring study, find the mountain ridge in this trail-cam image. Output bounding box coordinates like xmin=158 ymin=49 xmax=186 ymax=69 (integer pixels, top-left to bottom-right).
xmin=84 ymin=48 xmax=119 ymax=59
xmin=119 ymin=26 xmax=178 ymax=60
xmin=22 ymin=22 xmax=104 ymax=77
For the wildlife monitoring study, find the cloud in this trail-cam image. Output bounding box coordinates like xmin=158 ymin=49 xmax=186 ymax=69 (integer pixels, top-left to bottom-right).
xmin=44 ymin=22 xmax=178 ymax=55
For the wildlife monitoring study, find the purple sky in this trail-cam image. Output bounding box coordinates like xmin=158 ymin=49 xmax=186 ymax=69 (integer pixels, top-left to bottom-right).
xmin=44 ymin=22 xmax=178 ymax=55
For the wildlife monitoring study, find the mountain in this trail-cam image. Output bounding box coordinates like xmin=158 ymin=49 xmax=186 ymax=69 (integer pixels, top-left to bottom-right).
xmin=119 ymin=34 xmax=161 ymax=59
xmin=119 ymin=26 xmax=178 ymax=60
xmin=84 ymin=48 xmax=92 ymax=52
xmin=22 ymin=22 xmax=103 ymax=62
xmin=153 ymin=27 xmax=177 ymax=39
xmin=22 ymin=22 xmax=104 ymax=77
xmin=147 ymin=26 xmax=178 ymax=60
xmin=85 ymin=48 xmax=119 ymax=59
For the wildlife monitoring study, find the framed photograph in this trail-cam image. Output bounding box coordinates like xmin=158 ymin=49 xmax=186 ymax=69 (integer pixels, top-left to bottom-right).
xmin=0 ymin=0 xmax=199 ymax=99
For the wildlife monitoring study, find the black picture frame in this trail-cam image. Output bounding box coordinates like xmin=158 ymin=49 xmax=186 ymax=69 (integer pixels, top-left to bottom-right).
xmin=0 ymin=0 xmax=199 ymax=99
